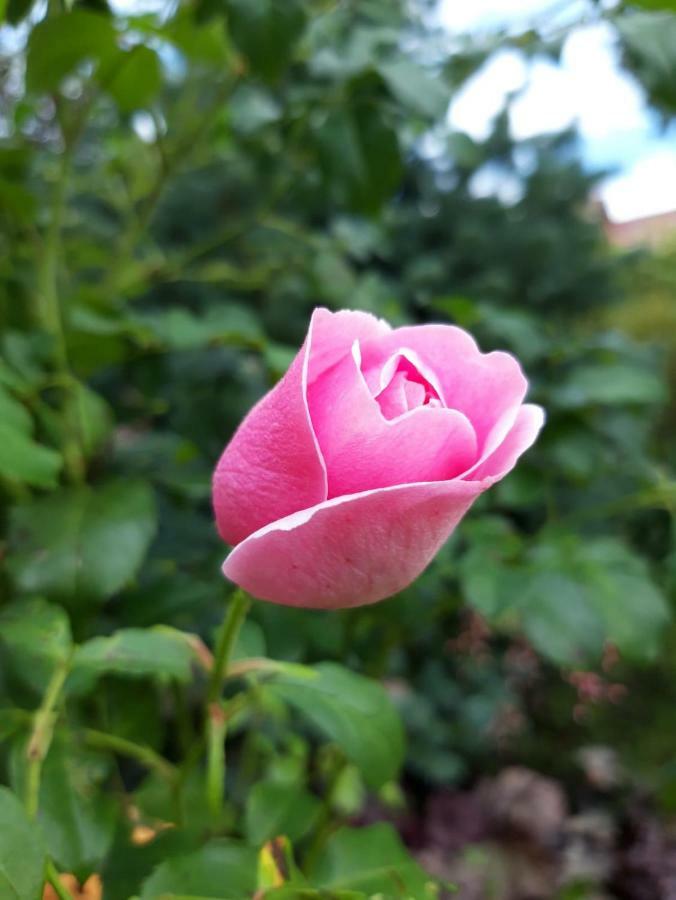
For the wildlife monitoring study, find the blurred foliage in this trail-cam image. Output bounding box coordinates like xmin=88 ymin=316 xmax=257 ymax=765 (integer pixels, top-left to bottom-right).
xmin=0 ymin=0 xmax=675 ymax=895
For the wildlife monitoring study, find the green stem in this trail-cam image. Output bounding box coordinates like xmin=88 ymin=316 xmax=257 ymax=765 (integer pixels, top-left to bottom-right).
xmin=204 ymin=590 xmax=251 ymax=820
xmin=25 ymin=655 xmax=72 ymax=819
xmin=44 ymin=860 xmax=75 ymax=900
xmin=301 ymin=759 xmax=348 ymax=875
xmin=207 ymin=590 xmax=251 ymax=703
xmin=37 ymin=143 xmax=85 ymax=484
xmin=106 ymin=79 xmax=236 ymax=299
xmin=82 ymin=729 xmax=178 ymax=783
xmin=205 ymin=703 xmax=227 ymax=822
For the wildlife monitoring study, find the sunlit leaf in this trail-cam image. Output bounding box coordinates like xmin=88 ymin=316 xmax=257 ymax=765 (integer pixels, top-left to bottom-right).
xmin=8 ymin=481 xmax=157 ymax=607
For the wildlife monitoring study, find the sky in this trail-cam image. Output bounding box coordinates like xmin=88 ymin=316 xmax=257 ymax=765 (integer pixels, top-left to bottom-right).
xmin=438 ymin=0 xmax=676 ymax=222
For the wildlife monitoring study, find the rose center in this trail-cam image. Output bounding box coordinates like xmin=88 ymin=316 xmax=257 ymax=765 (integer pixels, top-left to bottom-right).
xmin=374 ymin=356 xmax=443 ymax=420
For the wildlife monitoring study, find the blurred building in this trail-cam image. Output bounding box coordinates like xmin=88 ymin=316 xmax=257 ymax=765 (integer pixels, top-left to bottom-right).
xmin=597 ymin=203 xmax=676 ymax=249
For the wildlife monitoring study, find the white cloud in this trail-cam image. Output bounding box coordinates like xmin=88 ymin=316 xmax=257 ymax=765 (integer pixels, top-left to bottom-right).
xmin=560 ymin=24 xmax=647 ymax=140
xmin=509 ymin=61 xmax=576 ymax=139
xmin=448 ymin=50 xmax=527 ymax=140
xmin=437 ymin=0 xmax=574 ymax=33
xmin=442 ymin=5 xmax=675 ymax=221
xmin=600 ymin=148 xmax=676 ymax=222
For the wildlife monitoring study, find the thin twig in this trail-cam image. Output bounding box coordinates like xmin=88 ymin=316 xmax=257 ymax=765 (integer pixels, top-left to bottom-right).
xmin=44 ymin=860 xmax=75 ymax=900
xmin=25 ymin=654 xmax=72 ymax=819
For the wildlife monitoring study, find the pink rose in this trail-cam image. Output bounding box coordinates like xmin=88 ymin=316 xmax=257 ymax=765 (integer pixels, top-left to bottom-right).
xmin=213 ymin=308 xmax=544 ymax=609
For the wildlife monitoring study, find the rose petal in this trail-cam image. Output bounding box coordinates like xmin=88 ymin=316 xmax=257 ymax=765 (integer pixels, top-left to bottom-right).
xmin=213 ymin=321 xmax=327 ymax=545
xmin=308 ymin=307 xmax=391 ymax=386
xmin=466 ymin=403 xmax=545 ymax=484
xmin=223 ymin=480 xmax=482 ymax=609
xmin=360 ymin=324 xmax=528 ymax=452
xmin=308 ymin=341 xmax=478 ymax=497
xmin=212 ymin=308 xmax=388 ymax=545
xmin=375 ymin=372 xmax=426 ymax=419
xmin=364 ymin=348 xmax=446 ymax=403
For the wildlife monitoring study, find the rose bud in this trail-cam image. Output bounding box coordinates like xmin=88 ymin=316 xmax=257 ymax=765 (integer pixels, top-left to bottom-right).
xmin=213 ymin=308 xmax=543 ymax=609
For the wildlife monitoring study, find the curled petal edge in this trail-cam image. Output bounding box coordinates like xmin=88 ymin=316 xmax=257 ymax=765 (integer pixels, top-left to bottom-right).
xmin=222 ymin=402 xmax=544 ymax=609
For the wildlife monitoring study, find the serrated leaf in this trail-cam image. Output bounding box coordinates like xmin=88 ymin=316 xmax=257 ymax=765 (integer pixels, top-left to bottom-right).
xmin=617 ymin=11 xmax=676 ymax=112
xmin=256 ymin=835 xmax=302 ymax=890
xmin=0 ymin=420 xmax=62 ymax=487
xmin=0 ymin=383 xmax=32 ymax=432
xmin=519 ymin=572 xmax=606 ymax=666
xmin=0 ymin=598 xmax=72 ymax=692
xmin=553 ymin=362 xmax=666 ymax=408
xmin=581 ymin=538 xmax=670 ymax=661
xmin=317 ymin=101 xmax=402 ymax=214
xmin=73 ymin=383 xmax=113 ymax=458
xmin=27 ymin=10 xmax=117 ymax=92
xmin=246 ymin=780 xmax=320 ymax=846
xmin=139 ymin=839 xmax=257 ymax=898
xmin=105 ymin=45 xmax=162 ymax=112
xmin=312 ymin=823 xmax=436 ymax=895
xmin=269 ymin=663 xmax=404 ymax=788
xmin=10 ymin=735 xmax=116 ymax=876
xmin=133 ymin=304 xmax=261 ymax=351
xmin=0 ymin=787 xmax=47 ymax=900
xmin=8 ymin=481 xmax=157 ymax=608
xmin=226 ymin=0 xmax=306 ymax=82
xmin=521 ymin=536 xmax=670 ymax=665
xmin=379 ymin=59 xmax=450 ymax=118
xmin=69 ymin=627 xmax=194 ymax=694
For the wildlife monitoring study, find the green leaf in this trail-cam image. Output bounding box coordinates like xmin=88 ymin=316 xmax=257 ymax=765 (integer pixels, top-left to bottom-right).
xmin=379 ymin=60 xmax=450 ymax=118
xmin=12 ymin=735 xmax=117 ymax=876
xmin=0 ymin=379 xmax=62 ymax=487
xmin=522 ymin=536 xmax=670 ymax=664
xmin=317 ymin=100 xmax=402 ymax=214
xmin=256 ymin=835 xmax=306 ymax=891
xmin=312 ymin=823 xmax=436 ymax=895
xmin=226 ymin=0 xmax=306 ymax=81
xmin=69 ymin=627 xmax=194 ymax=694
xmin=105 ymin=45 xmax=163 ymax=112
xmin=168 ymin=12 xmax=232 ymax=63
xmin=553 ymin=362 xmax=667 ymax=408
xmin=0 ymin=598 xmax=72 ymax=692
xmin=0 ymin=383 xmax=32 ymax=433
xmin=229 ymin=84 xmax=281 ymax=133
xmin=5 ymin=0 xmax=32 ymax=25
xmin=139 ymin=839 xmax=257 ymax=898
xmin=245 ymin=780 xmax=321 ymax=846
xmin=581 ymin=538 xmax=670 ymax=661
xmin=73 ymin=383 xmax=114 ymax=458
xmin=627 ymin=0 xmax=676 ymax=8
xmin=133 ymin=304 xmax=261 ymax=351
xmin=458 ymin=516 xmax=524 ymax=619
xmin=264 ymin=891 xmax=366 ymax=900
xmin=0 ymin=420 xmax=62 ymax=487
xmin=519 ymin=572 xmax=606 ymax=666
xmin=617 ymin=11 xmax=676 ymax=112
xmin=269 ymin=663 xmax=404 ymax=788
xmin=0 ymin=787 xmax=47 ymax=900
xmin=26 ymin=10 xmax=117 ymax=93
xmin=8 ymin=481 xmax=157 ymax=607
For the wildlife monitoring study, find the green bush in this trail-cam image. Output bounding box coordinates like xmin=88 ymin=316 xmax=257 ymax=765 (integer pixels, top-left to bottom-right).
xmin=0 ymin=0 xmax=674 ymax=895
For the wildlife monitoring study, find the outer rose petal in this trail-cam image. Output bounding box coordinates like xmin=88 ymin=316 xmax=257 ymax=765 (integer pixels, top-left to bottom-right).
xmin=222 ymin=481 xmax=482 ymax=609
xmin=360 ymin=324 xmax=528 ymax=453
xmin=212 ymin=307 xmax=387 ymax=545
xmin=212 ymin=328 xmax=326 ymax=546
xmin=308 ymin=307 xmax=391 ymax=385
xmin=466 ymin=403 xmax=545 ymax=484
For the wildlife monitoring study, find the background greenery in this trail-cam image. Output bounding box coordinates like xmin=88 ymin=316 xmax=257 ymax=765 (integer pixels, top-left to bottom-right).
xmin=0 ymin=0 xmax=675 ymax=897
